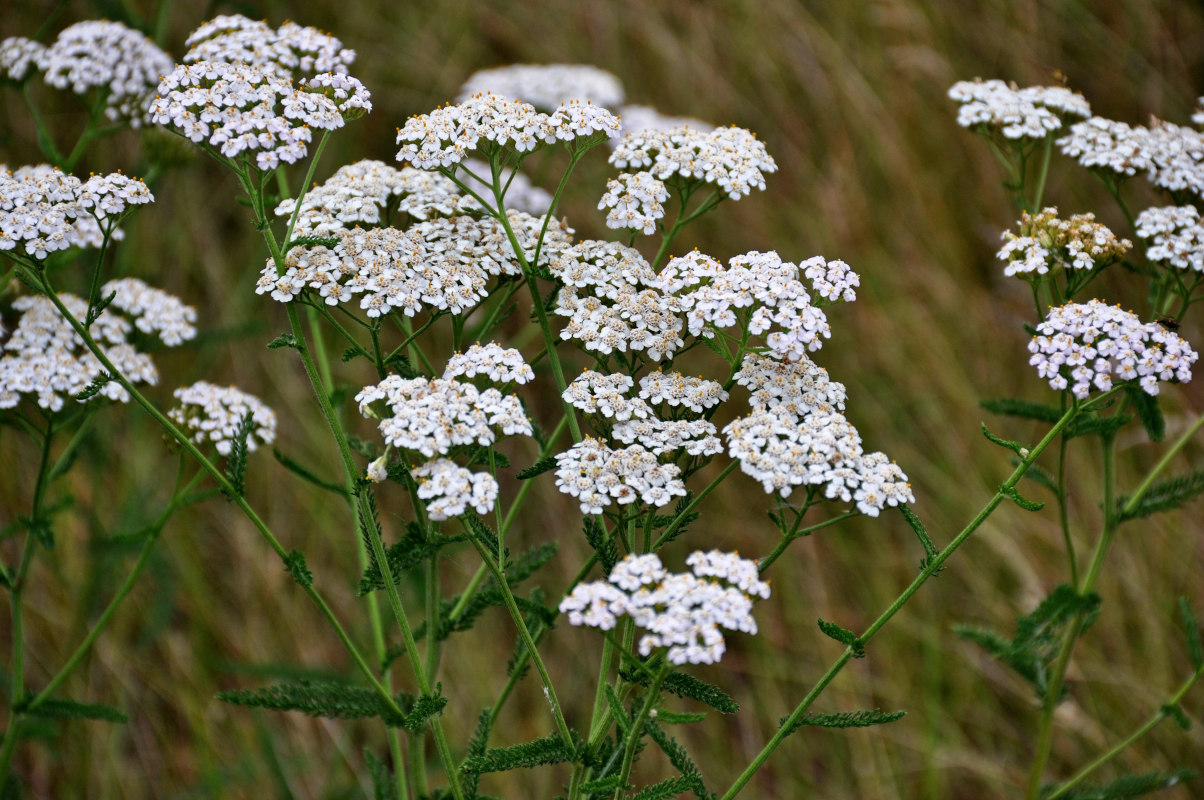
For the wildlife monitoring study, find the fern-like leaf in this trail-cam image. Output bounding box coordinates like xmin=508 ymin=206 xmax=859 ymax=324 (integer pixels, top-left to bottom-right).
xmin=358 ymin=522 xmax=443 ymax=596
xmin=1116 ymin=469 xmax=1204 ymax=523
xmin=460 ymin=732 xmax=578 ymax=774
xmin=364 ymin=748 xmax=394 ymax=800
xmin=84 ymin=290 xmax=117 ymax=327
xmin=779 ymin=708 xmax=905 ymax=736
xmin=20 ymin=698 xmax=128 ymax=723
xmin=266 ymin=333 xmax=298 ymax=350
xmin=283 ymin=235 xmax=340 ymax=250
xmin=659 ymin=672 xmax=738 ymax=714
xmin=898 ymin=504 xmax=939 ymax=569
xmin=583 ymin=516 xmax=618 ymax=573
xmin=217 ymin=681 xmax=394 ymax=722
xmin=283 ymin=550 xmax=313 ymax=588
xmin=980 ymin=397 xmax=1062 ymax=423
xmin=222 ymin=411 xmax=253 ymax=499
xmin=644 ymin=721 xmax=712 ymax=799
xmin=517 ymin=456 xmax=558 ymax=480
xmin=1066 ymin=413 xmax=1132 ymax=440
xmin=632 ymin=775 xmax=701 ymax=800
xmin=981 ymin=422 xmax=1027 ymax=455
xmin=1040 ymin=768 xmax=1196 ymax=799
xmin=73 ymin=371 xmax=113 ymax=401
xmin=273 ymin=448 xmax=348 ymax=496
xmin=1127 ymin=387 xmax=1165 ymax=442
xmin=1179 ymin=597 xmax=1203 ymax=670
xmin=817 ymin=618 xmax=864 ymax=656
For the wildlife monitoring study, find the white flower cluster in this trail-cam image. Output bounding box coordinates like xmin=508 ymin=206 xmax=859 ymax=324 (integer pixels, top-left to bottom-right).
xmin=612 ymin=418 xmax=722 ymax=457
xmin=457 ymin=158 xmax=553 ymax=216
xmin=356 ymin=375 xmax=531 ymax=458
xmin=802 ymin=256 xmax=860 ymax=302
xmin=457 ymin=64 xmax=624 ymax=110
xmin=1195 ymin=98 xmax=1204 ymax=127
xmin=396 ymin=92 xmax=621 ymax=170
xmin=637 ymin=371 xmax=728 ymax=413
xmin=1 ymin=166 xmax=152 ymax=258
xmin=183 ymin=15 xmax=356 ymax=80
xmin=559 ymin=551 xmax=768 ymax=665
xmin=1029 ymin=299 xmax=1198 ymax=397
xmin=303 ymin=71 xmax=372 ymax=119
xmin=412 ymin=458 xmax=499 ymax=520
xmin=0 ymin=37 xmax=44 ymax=81
xmin=168 ymin=381 xmax=276 ymax=456
xmin=103 ymin=278 xmax=198 ymax=346
xmin=615 ymin=105 xmax=713 ymax=140
xmin=552 ymin=241 xmax=686 ymax=360
xmin=150 ymin=61 xmax=349 ymax=170
xmin=0 ymin=280 xmax=195 ymax=411
xmin=996 ymin=207 xmax=1131 ymax=277
xmin=29 ymin=21 xmax=173 ymax=127
xmin=411 ymin=209 xmax=572 ymax=277
xmin=598 ymin=171 xmax=667 ymax=235
xmin=948 ymin=79 xmax=1091 ymax=139
xmin=1059 ymin=117 xmax=1204 ymax=198
xmin=735 ymin=352 xmax=847 ymax=419
xmin=563 ymin=371 xmax=651 ymax=421
xmin=1135 ymin=205 xmax=1204 ymax=272
xmin=554 ymin=438 xmax=686 ymax=514
xmin=723 ymin=409 xmax=913 ymax=515
xmin=443 ymin=343 xmax=534 ymax=384
xmin=275 ymin=160 xmax=478 ymax=236
xmin=609 ymin=125 xmax=778 ymax=199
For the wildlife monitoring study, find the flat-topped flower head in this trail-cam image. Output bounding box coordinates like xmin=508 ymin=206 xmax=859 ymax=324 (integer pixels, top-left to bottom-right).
xmin=395 ymin=92 xmax=553 ymax=169
xmin=1135 ymin=205 xmax=1204 ymax=272
xmin=1028 ymin=299 xmax=1197 ymax=397
xmin=168 ymin=382 xmax=276 ymax=456
xmin=612 ymin=417 xmax=722 ymax=456
xmin=562 ymin=370 xmax=650 ymax=421
xmin=553 ymin=438 xmax=686 ymax=514
xmin=560 ymin=551 xmax=769 ymax=665
xmin=1059 ymin=116 xmax=1204 ymax=198
xmin=552 ymin=241 xmax=686 ymax=360
xmin=1058 ymin=117 xmax=1153 ymax=177
xmin=457 ymin=64 xmax=624 ymax=111
xmin=0 ymin=37 xmax=45 ymax=82
xmin=1 ymin=166 xmax=152 ymax=258
xmin=1 ymin=281 xmax=195 ymax=411
xmin=599 ymin=171 xmax=668 ymax=235
xmin=948 ymin=78 xmax=1090 ymax=139
xmin=356 ymin=375 xmax=532 ymax=458
xmin=412 ymin=458 xmax=499 ymax=520
xmin=802 ymin=256 xmax=859 ymax=303
xmin=276 ymin=160 xmax=479 ymax=236
xmin=997 ymin=207 xmax=1131 ymax=277
xmin=610 ymin=124 xmax=777 ymax=200
xmin=1140 ymin=119 xmax=1204 ymax=199
xmin=36 ymin=21 xmax=173 ymax=127
xmin=184 ymin=15 xmax=356 ymax=80
xmin=735 ymin=352 xmax=847 ymax=420
xmin=637 ymin=371 xmax=728 ymax=413
xmin=615 ymin=105 xmax=714 ymax=140
xmin=150 ymin=61 xmax=347 ymax=170
xmin=443 ymin=343 xmax=534 ymax=384
xmin=546 ymin=99 xmax=622 ymax=144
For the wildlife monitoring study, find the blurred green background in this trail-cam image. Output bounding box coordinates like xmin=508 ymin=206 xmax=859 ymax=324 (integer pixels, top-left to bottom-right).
xmin=2 ymin=1 xmax=1203 ymax=797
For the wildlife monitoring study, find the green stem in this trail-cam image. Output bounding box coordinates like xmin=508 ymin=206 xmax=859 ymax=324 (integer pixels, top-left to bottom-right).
xmin=1043 ymin=665 xmax=1204 ymax=800
xmin=612 ymin=664 xmax=668 ymax=798
xmin=1031 ymin=135 xmax=1054 ymax=210
xmin=758 ymin=509 xmax=857 ymax=572
xmin=720 ymin=403 xmax=1081 ymax=799
xmin=1056 ymin=396 xmax=1078 ymax=586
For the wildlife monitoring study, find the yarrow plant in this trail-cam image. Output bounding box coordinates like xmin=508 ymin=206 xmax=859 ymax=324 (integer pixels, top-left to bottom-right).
xmin=1 ymin=11 xmax=1202 ymax=800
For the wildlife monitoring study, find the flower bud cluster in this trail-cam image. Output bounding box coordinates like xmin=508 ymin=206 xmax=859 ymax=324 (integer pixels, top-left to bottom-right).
xmin=168 ymin=381 xmax=277 ymax=456
xmin=23 ymin=21 xmax=173 ymax=127
xmin=443 ymin=343 xmax=534 ymax=384
xmin=356 ymin=375 xmax=531 ymax=458
xmin=457 ymin=64 xmax=624 ymax=110
xmin=598 ymin=171 xmax=667 ymax=235
xmin=276 ymin=160 xmax=478 ymax=236
xmin=1028 ymin=299 xmax=1197 ymax=397
xmin=723 ymin=408 xmax=913 ymax=516
xmin=1135 ymin=205 xmax=1204 ymax=272
xmin=183 ymin=15 xmax=356 ymax=80
xmin=412 ymin=458 xmax=499 ymax=520
xmin=947 ymin=79 xmax=1090 ymax=139
xmin=997 ymin=207 xmax=1131 ymax=277
xmin=0 ymin=280 xmax=194 ymax=411
xmin=559 ymin=551 xmax=768 ymax=665
xmin=551 ymin=241 xmax=687 ymax=360
xmin=396 ymin=92 xmax=621 ymax=170
xmin=1 ymin=166 xmax=151 ymax=258
xmin=609 ymin=125 xmax=777 ymax=200
xmin=554 ymin=437 xmax=686 ymax=514
xmin=150 ymin=61 xmax=350 ymax=170
xmin=1059 ymin=117 xmax=1204 ymax=198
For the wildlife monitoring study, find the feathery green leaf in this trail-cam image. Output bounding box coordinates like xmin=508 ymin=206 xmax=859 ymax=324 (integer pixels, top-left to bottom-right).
xmin=1116 ymin=469 xmax=1204 ymax=524
xmin=363 ymin=748 xmax=394 ymax=800
xmin=1179 ymin=597 xmax=1203 ymax=670
xmin=358 ymin=522 xmax=444 ymax=596
xmin=221 ymin=411 xmax=253 ymax=499
xmin=73 ymin=371 xmax=113 ymax=401
xmin=517 ymin=456 xmax=558 ymax=480
xmin=273 ymin=448 xmax=348 ymax=496
xmin=981 ymin=422 xmax=1027 ymax=455
xmin=1127 ymin=387 xmax=1165 ymax=442
xmin=632 ymin=775 xmax=702 ymax=800
xmin=83 ymin=290 xmax=116 ymax=327
xmin=266 ymin=333 xmax=298 ymax=350
xmin=460 ymin=732 xmax=578 ymax=774
xmin=1040 ymin=768 xmax=1196 ymax=799
xmin=283 ymin=550 xmax=313 ymax=588
xmin=583 ymin=515 xmax=618 ymax=573
xmin=980 ymin=397 xmax=1062 ymax=423
xmin=779 ymin=708 xmax=905 ymax=736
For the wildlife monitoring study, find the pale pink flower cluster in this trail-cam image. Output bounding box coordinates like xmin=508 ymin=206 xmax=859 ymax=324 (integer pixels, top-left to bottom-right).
xmin=168 ymin=382 xmax=277 ymax=456
xmin=355 ymin=375 xmax=531 ymax=458
xmin=396 ymin=92 xmax=621 ymax=169
xmin=559 ymin=551 xmax=769 ymax=665
xmin=609 ymin=125 xmax=777 ymax=199
xmin=1 ymin=166 xmax=152 ymax=258
xmin=554 ymin=438 xmax=686 ymax=514
xmin=997 ymin=207 xmax=1131 ymax=277
xmin=948 ymin=79 xmax=1091 ymax=139
xmin=1028 ymin=299 xmax=1197 ymax=397
xmin=457 ymin=64 xmax=624 ymax=110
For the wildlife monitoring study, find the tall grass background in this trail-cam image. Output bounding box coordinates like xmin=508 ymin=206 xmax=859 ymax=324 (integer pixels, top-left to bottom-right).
xmin=1 ymin=1 xmax=1203 ymax=797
